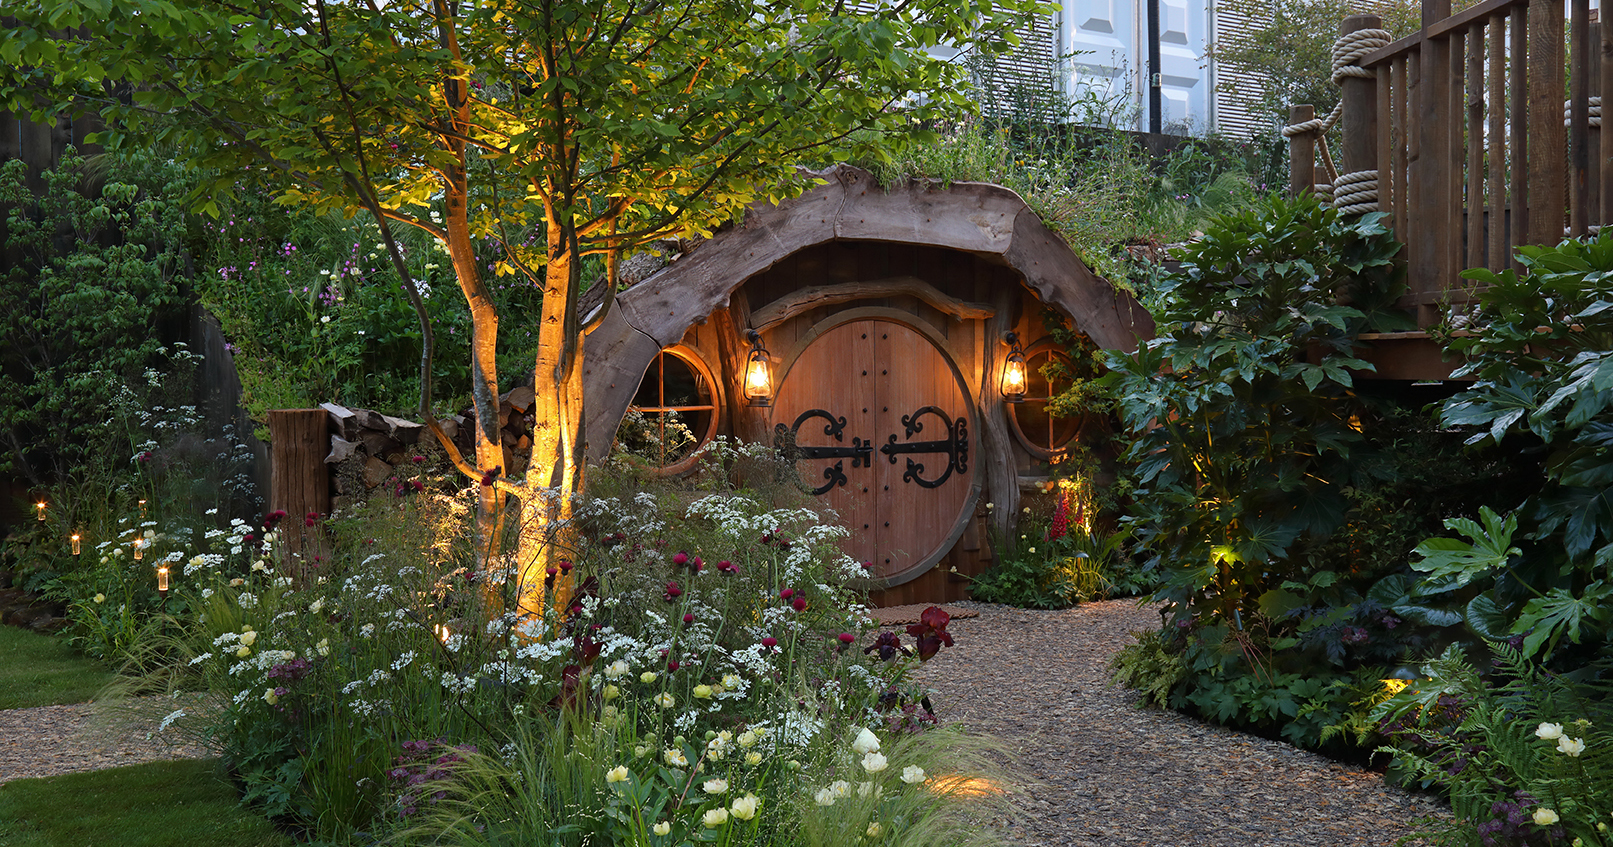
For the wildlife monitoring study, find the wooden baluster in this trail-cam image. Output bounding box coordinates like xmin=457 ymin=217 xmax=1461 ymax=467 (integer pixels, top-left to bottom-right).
xmin=1572 ymin=0 xmax=1592 ymax=235
xmin=1451 ymin=27 xmax=1467 ymax=290
xmin=1512 ymin=9 xmax=1529 ymax=261
xmin=1489 ymin=13 xmax=1508 ymax=269
xmin=1289 ymin=105 xmax=1316 ymax=198
xmin=1529 ymin=0 xmax=1566 ymax=247
xmin=1379 ymin=55 xmax=1394 ymax=231
xmin=1395 ymin=55 xmax=1411 ymax=244
xmin=1603 ymin=11 xmax=1613 ymax=227
xmin=1417 ymin=0 xmax=1454 ymax=327
xmin=1468 ymin=21 xmax=1485 ymax=270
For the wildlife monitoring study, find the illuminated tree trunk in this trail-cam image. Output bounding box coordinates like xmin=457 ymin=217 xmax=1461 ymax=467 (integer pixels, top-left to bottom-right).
xmin=444 ymin=174 xmax=506 ymax=563
xmin=517 ymin=212 xmax=587 ymax=616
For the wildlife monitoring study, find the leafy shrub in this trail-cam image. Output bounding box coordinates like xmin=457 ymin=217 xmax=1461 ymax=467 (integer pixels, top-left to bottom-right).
xmin=1375 ymin=645 xmax=1613 ymax=846
xmin=138 ymin=454 xmax=1003 ymax=844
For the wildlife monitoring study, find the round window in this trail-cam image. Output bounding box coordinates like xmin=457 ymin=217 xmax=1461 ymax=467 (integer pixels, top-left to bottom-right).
xmin=616 ymin=348 xmax=720 ymax=473
xmin=1007 ymin=343 xmax=1083 ymax=458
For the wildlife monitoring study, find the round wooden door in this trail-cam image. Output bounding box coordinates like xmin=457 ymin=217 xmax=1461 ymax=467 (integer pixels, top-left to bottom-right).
xmin=771 ymin=318 xmax=975 ymax=584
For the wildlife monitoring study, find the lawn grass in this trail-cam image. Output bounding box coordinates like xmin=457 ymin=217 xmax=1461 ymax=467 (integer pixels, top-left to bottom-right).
xmin=0 ymin=625 xmax=115 ymax=710
xmin=0 ymin=758 xmax=295 ymax=847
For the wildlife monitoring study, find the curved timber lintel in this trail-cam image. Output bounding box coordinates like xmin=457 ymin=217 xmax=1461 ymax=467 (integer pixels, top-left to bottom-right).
xmin=749 ymin=276 xmax=995 ymax=331
xmin=582 ymin=163 xmax=1155 ymax=461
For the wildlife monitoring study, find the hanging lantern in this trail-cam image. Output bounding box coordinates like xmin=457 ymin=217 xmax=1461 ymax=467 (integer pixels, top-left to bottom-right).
xmin=743 ymin=329 xmax=772 ymax=407
xmin=1000 ymin=332 xmax=1028 ymax=403
xmin=35 ymin=501 xmax=46 ymax=522
xmin=156 ymin=564 xmax=170 ymax=593
xmin=71 ymin=534 xmax=81 ymax=556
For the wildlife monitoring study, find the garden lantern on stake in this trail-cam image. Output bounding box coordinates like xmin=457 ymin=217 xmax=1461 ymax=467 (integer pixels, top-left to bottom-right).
xmin=35 ymin=501 xmax=46 ymax=521
xmin=1000 ymin=332 xmax=1028 ymax=403
xmin=132 ymin=537 xmax=143 ymax=560
xmin=743 ymin=329 xmax=772 ymax=407
xmin=156 ymin=564 xmax=170 ymax=593
xmin=1381 ymin=665 xmax=1419 ymax=696
xmin=71 ymin=534 xmax=81 ymax=555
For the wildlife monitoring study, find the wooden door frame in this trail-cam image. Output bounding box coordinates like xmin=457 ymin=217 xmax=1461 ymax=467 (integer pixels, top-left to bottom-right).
xmin=773 ymin=307 xmax=983 ymax=589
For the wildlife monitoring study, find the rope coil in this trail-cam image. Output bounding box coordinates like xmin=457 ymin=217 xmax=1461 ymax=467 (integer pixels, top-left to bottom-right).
xmin=1282 ymin=27 xmax=1391 ymax=212
xmin=1563 ymin=95 xmax=1603 ymax=128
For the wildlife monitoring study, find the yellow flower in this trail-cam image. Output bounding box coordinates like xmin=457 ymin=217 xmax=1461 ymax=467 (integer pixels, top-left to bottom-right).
xmin=866 ymin=821 xmax=883 ymax=838
xmin=605 ymin=765 xmax=630 ymax=783
xmin=730 ymin=793 xmax=759 ymax=821
xmin=93 ymin=593 xmax=106 ymax=604
xmin=1534 ymin=808 xmax=1560 ymax=826
xmin=653 ymin=821 xmax=671 ymax=836
xmin=263 ymin=688 xmax=278 ymax=705
xmin=692 ymin=684 xmax=713 ymax=699
xmin=640 ymin=671 xmax=658 ymax=684
xmin=602 ymin=684 xmax=620 ymax=701
xmin=240 ymin=630 xmax=258 ymax=647
xmin=744 ymin=752 xmax=762 ymax=766
xmin=654 ymin=692 xmax=675 ymax=708
xmin=702 ymin=808 xmax=728 ymax=828
xmin=236 ymin=645 xmax=251 ymax=658
xmin=721 ymin=673 xmax=741 ymax=689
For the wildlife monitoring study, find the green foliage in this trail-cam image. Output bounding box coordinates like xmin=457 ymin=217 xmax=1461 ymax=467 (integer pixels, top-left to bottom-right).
xmin=1107 ymin=628 xmax=1185 ymax=708
xmin=0 ymin=148 xmax=188 ymax=486
xmin=0 ymin=624 xmax=116 ymax=709
xmin=1374 ymin=645 xmax=1613 ymax=846
xmin=1103 ymin=194 xmax=1404 ymax=628
xmin=867 ymin=119 xmax=1261 ymax=287
xmin=973 ymin=519 xmax=1134 ymax=609
xmin=0 ymin=758 xmax=296 ymax=847
xmin=1430 ymin=234 xmax=1613 ymax=664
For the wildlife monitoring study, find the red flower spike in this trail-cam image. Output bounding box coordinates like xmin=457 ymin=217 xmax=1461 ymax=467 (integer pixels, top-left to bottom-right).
xmin=791 ymin=597 xmax=807 ymax=612
xmin=779 ymin=588 xmax=794 ymax=600
xmin=559 ymin=560 xmax=573 ymax=573
xmin=837 ymin=632 xmax=855 ymax=644
xmin=673 ymin=552 xmax=688 ymax=566
xmin=545 ymin=566 xmax=559 ymax=577
xmin=691 ymin=556 xmax=703 ymax=570
xmin=664 ymin=582 xmax=683 ymax=601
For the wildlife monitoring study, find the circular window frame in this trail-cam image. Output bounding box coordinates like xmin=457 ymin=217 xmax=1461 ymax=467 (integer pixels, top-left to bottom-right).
xmin=623 ymin=346 xmax=723 ymax=476
xmin=1006 ymin=338 xmax=1088 ymax=460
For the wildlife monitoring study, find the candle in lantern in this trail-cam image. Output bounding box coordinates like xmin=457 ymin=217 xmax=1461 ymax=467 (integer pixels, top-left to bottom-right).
xmin=133 ymin=538 xmax=144 ymax=560
xmin=157 ymin=565 xmax=170 ymax=593
xmin=35 ymin=501 xmax=46 ymax=521
xmin=71 ymin=534 xmax=81 ymax=556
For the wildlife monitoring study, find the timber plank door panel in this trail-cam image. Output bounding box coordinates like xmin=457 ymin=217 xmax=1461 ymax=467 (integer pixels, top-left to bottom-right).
xmin=772 ymin=318 xmax=975 ymax=584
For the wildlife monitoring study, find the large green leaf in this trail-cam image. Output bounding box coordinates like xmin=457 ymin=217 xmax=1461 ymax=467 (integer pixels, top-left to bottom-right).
xmin=1409 ymin=507 xmax=1519 ymax=588
xmin=1465 ymin=592 xmax=1514 ymax=641
xmin=1516 ymin=582 xmax=1613 ymax=658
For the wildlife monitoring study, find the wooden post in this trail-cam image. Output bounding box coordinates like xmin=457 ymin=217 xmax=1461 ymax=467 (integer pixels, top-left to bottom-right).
xmin=1340 ymin=15 xmax=1382 ymax=199
xmin=268 ymin=409 xmax=331 ymax=569
xmin=1571 ymin=0 xmax=1592 ymax=235
xmin=1601 ymin=14 xmax=1613 ymax=227
xmin=1289 ymin=105 xmax=1316 ymax=197
xmin=1414 ymin=0 xmax=1455 ymax=327
xmin=1529 ymin=0 xmax=1566 ymax=246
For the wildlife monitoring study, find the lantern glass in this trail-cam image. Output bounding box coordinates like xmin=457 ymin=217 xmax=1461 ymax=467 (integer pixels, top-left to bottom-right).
xmin=133 ymin=539 xmax=143 ymax=560
xmin=71 ymin=534 xmax=81 ymax=555
xmin=36 ymin=502 xmax=46 ymax=521
xmin=157 ymin=565 xmax=170 ymax=592
xmin=743 ymin=331 xmax=772 ymax=407
xmin=1000 ymin=333 xmax=1028 ymax=402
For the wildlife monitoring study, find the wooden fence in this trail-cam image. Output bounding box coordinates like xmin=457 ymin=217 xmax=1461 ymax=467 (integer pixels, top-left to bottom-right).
xmin=1290 ymin=0 xmax=1612 ymax=329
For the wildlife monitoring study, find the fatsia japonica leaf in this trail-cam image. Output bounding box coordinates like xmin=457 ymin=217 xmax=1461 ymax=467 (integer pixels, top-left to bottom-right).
xmin=1515 ymin=582 xmax=1613 ymax=658
xmin=1410 ymin=506 xmax=1520 ymax=589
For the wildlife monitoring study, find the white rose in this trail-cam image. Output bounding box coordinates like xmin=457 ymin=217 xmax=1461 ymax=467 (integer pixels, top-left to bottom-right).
xmin=701 ymin=808 xmax=728 ymax=828
xmin=901 ymin=765 xmax=926 ymax=784
xmin=851 ymin=727 xmax=881 ymax=755
xmin=730 ymin=793 xmax=759 ymax=821
xmin=861 ymin=751 xmax=888 ymax=773
xmin=1557 ymin=736 xmax=1586 ymax=757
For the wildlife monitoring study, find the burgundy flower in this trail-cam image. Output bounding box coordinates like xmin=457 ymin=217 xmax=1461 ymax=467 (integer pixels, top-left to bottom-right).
xmin=667 ymin=659 xmax=681 ymax=671
xmin=717 ymin=560 xmax=737 ymax=574
xmin=479 ymin=466 xmax=502 ymax=486
xmin=837 ymin=632 xmax=855 ymax=644
xmin=664 ymin=581 xmax=683 ymax=601
xmin=673 ymin=552 xmax=689 ymax=566
xmin=904 ymin=606 xmax=955 ymax=661
xmin=558 ymin=560 xmax=573 ymax=574
xmin=411 ymin=455 xmax=425 ymax=463
xmin=864 ymin=631 xmax=911 ymax=661
xmin=779 ymin=588 xmax=794 ymax=600
xmin=791 ymin=597 xmax=807 ymax=612
xmin=760 ymin=637 xmax=778 ymax=650
xmin=682 ymin=613 xmax=695 ymax=624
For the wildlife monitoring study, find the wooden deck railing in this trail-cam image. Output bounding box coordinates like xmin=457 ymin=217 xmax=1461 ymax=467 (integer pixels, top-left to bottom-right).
xmin=1290 ymin=0 xmax=1613 ymax=328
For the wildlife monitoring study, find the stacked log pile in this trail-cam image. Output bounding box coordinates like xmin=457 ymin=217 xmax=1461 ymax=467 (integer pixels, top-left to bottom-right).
xmin=320 ymin=387 xmax=537 ymax=510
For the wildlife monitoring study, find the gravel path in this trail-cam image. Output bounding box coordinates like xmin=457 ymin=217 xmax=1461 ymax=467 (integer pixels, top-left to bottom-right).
xmin=911 ymin=600 xmax=1453 ymax=847
xmin=0 ymin=697 xmax=211 ymax=784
